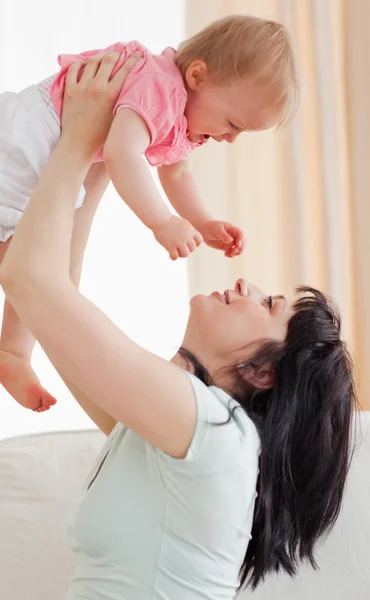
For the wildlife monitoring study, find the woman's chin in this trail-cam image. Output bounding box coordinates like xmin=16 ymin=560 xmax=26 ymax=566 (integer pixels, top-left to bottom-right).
xmin=189 ymin=293 xmax=205 ymax=305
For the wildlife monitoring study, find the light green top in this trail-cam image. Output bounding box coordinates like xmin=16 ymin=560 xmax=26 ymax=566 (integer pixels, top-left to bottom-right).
xmin=65 ymin=372 xmax=260 ymax=600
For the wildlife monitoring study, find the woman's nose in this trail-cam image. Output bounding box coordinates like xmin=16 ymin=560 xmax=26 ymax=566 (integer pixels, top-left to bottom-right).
xmin=235 ymin=278 xmax=248 ymax=296
xmin=235 ymin=279 xmax=264 ymax=300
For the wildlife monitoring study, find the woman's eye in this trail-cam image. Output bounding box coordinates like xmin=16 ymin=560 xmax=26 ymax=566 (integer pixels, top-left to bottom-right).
xmin=264 ymin=296 xmax=273 ymax=312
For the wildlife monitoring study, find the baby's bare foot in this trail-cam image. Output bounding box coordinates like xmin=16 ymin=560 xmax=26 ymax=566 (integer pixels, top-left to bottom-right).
xmin=0 ymin=350 xmax=57 ymax=412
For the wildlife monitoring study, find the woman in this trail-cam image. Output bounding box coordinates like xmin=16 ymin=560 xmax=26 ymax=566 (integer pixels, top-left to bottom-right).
xmin=0 ymin=54 xmax=356 ymax=599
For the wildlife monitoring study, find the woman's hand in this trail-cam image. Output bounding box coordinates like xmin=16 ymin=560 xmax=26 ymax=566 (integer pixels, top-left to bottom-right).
xmin=0 ymin=50 xmax=141 ymax=291
xmin=61 ymin=51 xmax=141 ymax=163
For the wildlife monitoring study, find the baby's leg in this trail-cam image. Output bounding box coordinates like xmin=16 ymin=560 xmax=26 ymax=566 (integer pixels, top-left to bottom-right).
xmin=0 ymin=163 xmax=108 ymax=412
xmin=0 ymin=239 xmax=57 ymax=411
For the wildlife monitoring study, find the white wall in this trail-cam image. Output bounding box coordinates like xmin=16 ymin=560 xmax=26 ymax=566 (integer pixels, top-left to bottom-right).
xmin=0 ymin=0 xmax=188 ymax=439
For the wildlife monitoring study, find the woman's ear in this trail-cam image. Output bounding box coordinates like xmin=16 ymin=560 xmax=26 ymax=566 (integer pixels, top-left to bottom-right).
xmin=238 ymin=362 xmax=274 ymax=390
xmin=185 ymin=60 xmax=209 ymax=90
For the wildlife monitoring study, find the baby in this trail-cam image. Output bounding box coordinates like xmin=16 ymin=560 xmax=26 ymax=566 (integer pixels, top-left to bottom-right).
xmin=0 ymin=15 xmax=298 ymax=411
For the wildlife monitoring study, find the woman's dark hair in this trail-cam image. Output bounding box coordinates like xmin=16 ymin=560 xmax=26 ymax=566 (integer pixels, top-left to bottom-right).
xmin=179 ymin=286 xmax=357 ymax=590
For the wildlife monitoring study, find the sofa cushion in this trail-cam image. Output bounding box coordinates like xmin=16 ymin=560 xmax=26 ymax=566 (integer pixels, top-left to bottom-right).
xmin=0 ymin=428 xmax=104 ymax=600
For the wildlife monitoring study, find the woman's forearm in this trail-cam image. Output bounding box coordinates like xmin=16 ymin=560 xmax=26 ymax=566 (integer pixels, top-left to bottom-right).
xmin=56 ymin=366 xmax=117 ymax=436
xmin=158 ymin=164 xmax=213 ymax=232
xmin=107 ymin=152 xmax=172 ymax=232
xmin=70 ymin=163 xmax=110 ymax=285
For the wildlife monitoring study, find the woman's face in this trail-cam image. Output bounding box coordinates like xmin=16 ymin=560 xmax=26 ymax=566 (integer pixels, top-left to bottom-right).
xmin=183 ymin=278 xmax=294 ymax=369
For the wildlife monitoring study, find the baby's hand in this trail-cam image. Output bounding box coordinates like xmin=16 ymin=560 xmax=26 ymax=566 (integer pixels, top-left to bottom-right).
xmin=202 ymin=220 xmax=246 ymax=258
xmin=153 ymin=216 xmax=203 ymax=260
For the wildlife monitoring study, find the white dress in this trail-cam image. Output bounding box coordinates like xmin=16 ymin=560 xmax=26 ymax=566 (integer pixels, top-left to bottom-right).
xmin=0 ymin=82 xmax=85 ymax=242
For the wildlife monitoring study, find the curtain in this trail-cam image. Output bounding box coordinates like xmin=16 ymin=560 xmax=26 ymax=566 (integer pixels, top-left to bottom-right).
xmin=186 ymin=0 xmax=369 ymax=408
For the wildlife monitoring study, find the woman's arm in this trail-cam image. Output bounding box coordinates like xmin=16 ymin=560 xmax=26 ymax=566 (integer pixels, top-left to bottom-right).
xmin=70 ymin=162 xmax=110 ymax=285
xmin=66 ymin=161 xmax=117 ymax=435
xmin=56 ymin=367 xmax=117 ymax=436
xmin=0 ymin=54 xmax=197 ymax=458
xmin=158 ymin=160 xmax=213 ymax=232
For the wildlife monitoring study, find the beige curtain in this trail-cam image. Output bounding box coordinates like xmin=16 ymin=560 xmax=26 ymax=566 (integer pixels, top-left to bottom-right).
xmin=186 ymin=0 xmax=370 ymax=409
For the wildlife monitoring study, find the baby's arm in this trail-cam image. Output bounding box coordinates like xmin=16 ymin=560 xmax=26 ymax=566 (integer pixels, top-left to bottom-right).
xmin=104 ymin=109 xmax=202 ymax=259
xmin=158 ymin=161 xmax=213 ymax=232
xmin=104 ymin=108 xmax=170 ymax=231
xmin=158 ymin=162 xmax=246 ymax=257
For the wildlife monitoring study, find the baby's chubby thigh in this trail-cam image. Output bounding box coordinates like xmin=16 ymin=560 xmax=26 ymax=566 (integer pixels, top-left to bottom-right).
xmin=0 ymin=87 xmax=85 ymax=243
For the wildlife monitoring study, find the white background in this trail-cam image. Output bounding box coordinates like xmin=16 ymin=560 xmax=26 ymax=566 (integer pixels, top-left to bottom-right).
xmin=0 ymin=0 xmax=188 ymax=439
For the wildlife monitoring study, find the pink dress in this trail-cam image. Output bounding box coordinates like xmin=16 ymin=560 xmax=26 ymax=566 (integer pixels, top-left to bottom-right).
xmin=49 ymin=41 xmax=204 ymax=166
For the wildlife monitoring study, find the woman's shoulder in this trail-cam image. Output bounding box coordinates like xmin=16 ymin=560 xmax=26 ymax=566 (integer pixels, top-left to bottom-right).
xmin=188 ymin=371 xmax=259 ymax=430
xmin=156 ymin=371 xmax=261 ymax=470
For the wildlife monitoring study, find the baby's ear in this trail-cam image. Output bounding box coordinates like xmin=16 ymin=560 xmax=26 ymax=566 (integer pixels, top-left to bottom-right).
xmin=185 ymin=60 xmax=209 ymax=89
xmin=238 ymin=362 xmax=274 ymax=390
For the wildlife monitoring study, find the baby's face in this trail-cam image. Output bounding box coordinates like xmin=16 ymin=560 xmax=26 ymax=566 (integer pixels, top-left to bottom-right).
xmin=185 ymin=75 xmax=279 ymax=144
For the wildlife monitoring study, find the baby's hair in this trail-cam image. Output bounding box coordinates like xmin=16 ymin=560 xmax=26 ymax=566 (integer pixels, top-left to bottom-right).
xmin=175 ymin=15 xmax=299 ymax=127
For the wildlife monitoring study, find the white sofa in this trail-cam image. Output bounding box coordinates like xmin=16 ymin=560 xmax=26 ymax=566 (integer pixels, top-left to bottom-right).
xmin=0 ymin=415 xmax=369 ymax=600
